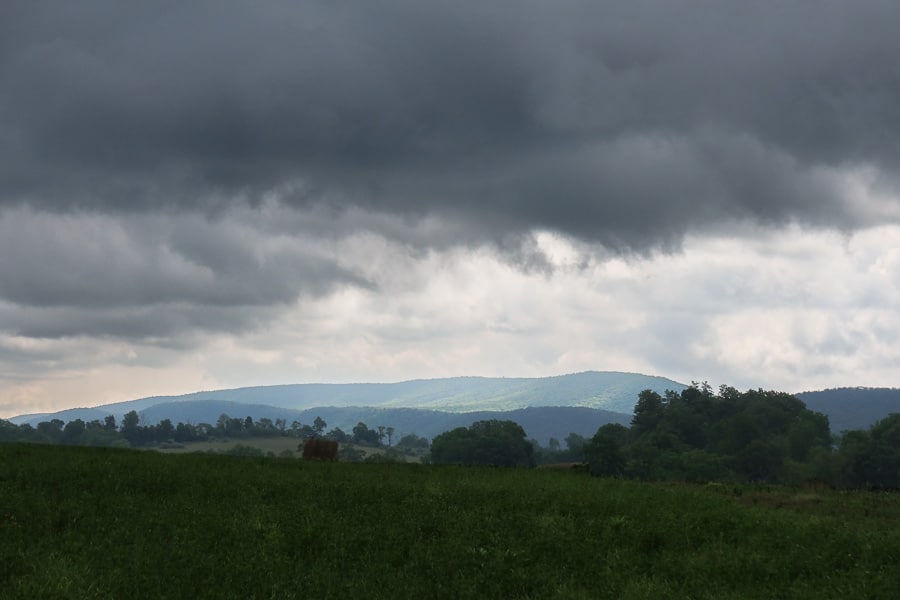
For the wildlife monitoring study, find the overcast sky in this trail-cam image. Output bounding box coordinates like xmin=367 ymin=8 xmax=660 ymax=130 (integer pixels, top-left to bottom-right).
xmin=2 ymin=1 xmax=900 ymax=417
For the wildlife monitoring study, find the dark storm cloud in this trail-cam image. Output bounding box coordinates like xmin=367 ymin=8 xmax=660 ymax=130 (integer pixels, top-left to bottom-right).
xmin=3 ymin=0 xmax=900 ymax=250
xmin=0 ymin=208 xmax=371 ymax=317
xmin=2 ymin=303 xmax=271 ymax=343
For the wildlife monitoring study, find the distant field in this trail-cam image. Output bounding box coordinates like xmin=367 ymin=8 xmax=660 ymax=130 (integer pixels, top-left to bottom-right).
xmin=1 ymin=443 xmax=898 ymax=599
xmin=154 ymin=436 xmax=302 ymax=456
xmin=153 ymin=437 xmax=418 ymax=461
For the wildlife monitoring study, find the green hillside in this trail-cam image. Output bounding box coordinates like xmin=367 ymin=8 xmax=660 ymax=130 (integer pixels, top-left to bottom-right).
xmin=797 ymin=387 xmax=900 ymax=432
xmin=11 ymin=371 xmax=685 ymax=426
xmin=2 ymin=444 xmax=897 ymax=599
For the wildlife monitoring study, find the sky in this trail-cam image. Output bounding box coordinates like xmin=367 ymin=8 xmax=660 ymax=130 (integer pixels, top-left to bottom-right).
xmin=2 ymin=1 xmax=900 ymax=418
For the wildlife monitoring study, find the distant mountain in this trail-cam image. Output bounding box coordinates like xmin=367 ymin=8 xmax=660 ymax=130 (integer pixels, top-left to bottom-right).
xmin=139 ymin=400 xmax=631 ymax=445
xmin=11 ymin=375 xmax=900 ymax=441
xmin=8 ymin=371 xmax=680 ymax=442
xmin=796 ymin=388 xmax=900 ymax=433
xmin=10 ymin=371 xmax=685 ymax=425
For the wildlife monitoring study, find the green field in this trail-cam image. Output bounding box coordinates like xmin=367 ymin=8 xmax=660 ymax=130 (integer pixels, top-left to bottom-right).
xmin=1 ymin=444 xmax=898 ymax=599
xmin=156 ymin=435 xmax=302 ymax=455
xmin=152 ymin=436 xmax=422 ymax=462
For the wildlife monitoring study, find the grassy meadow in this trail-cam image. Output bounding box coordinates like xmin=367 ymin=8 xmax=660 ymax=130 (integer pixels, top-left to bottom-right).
xmin=154 ymin=435 xmax=304 ymax=456
xmin=1 ymin=443 xmax=898 ymax=599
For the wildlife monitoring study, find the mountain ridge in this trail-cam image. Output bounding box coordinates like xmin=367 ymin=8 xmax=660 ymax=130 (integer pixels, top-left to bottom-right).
xmin=9 ymin=371 xmax=686 ymax=425
xmin=8 ymin=373 xmax=899 ymax=440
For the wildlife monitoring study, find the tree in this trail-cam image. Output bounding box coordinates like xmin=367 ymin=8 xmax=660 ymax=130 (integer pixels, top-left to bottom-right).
xmin=836 ymin=414 xmax=900 ymax=489
xmin=313 ymin=416 xmax=327 ymax=437
xmin=103 ymin=415 xmax=117 ymax=431
xmin=740 ymin=439 xmax=783 ymax=482
xmin=385 ymin=427 xmax=395 ymax=447
xmin=631 ymin=390 xmax=664 ymax=437
xmin=62 ymin=419 xmax=86 ymax=445
xmin=121 ymin=411 xmax=141 ymax=446
xmin=430 ymin=420 xmax=534 ymax=467
xmin=36 ymin=419 xmax=65 ymax=443
xmin=325 ymin=427 xmax=351 ymax=443
xmin=0 ymin=420 xmax=24 ymax=443
xmin=396 ymin=433 xmax=429 ymax=450
xmin=866 ymin=413 xmax=900 ymax=488
xmin=564 ymin=432 xmax=587 ymax=452
xmin=584 ymin=424 xmax=628 ymax=478
xmin=157 ymin=419 xmax=175 ymax=442
xmin=352 ymin=422 xmax=380 ymax=445
xmin=216 ymin=413 xmax=231 ymax=434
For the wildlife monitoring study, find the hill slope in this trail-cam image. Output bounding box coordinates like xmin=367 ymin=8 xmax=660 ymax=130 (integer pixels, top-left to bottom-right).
xmin=10 ymin=371 xmax=684 ymax=425
xmin=796 ymin=387 xmax=900 ymax=433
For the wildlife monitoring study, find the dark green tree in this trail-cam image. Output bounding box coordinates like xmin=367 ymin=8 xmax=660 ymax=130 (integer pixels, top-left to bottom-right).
xmin=430 ymin=420 xmax=534 ymax=467
xmin=396 ymin=433 xmax=429 ymax=450
xmin=325 ymin=427 xmax=351 ymax=443
xmin=121 ymin=411 xmax=141 ymax=446
xmin=352 ymin=422 xmax=380 ymax=445
xmin=631 ymin=390 xmax=664 ymax=437
xmin=836 ymin=414 xmax=900 ymax=488
xmin=584 ymin=424 xmax=628 ymax=477
xmin=867 ymin=413 xmax=900 ymax=488
xmin=62 ymin=419 xmax=86 ymax=445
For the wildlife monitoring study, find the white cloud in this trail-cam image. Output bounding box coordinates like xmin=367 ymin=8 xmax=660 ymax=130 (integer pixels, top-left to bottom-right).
xmin=2 ymin=209 xmax=899 ymax=418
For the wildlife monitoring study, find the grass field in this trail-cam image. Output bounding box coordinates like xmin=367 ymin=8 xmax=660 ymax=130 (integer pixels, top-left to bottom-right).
xmin=155 ymin=435 xmax=303 ymax=456
xmin=153 ymin=436 xmax=421 ymax=462
xmin=1 ymin=443 xmax=898 ymax=599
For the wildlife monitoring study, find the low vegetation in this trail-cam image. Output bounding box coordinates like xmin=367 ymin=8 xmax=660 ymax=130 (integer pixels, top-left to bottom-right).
xmin=1 ymin=443 xmax=898 ymax=599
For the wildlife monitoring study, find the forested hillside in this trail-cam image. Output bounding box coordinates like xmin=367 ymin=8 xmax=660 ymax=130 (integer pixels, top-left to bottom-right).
xmin=8 ymin=371 xmax=685 ymax=426
xmin=796 ymin=387 xmax=900 ymax=433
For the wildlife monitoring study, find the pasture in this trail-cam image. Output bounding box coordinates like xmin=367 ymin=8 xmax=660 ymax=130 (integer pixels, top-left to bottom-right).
xmin=1 ymin=443 xmax=898 ymax=599
xmin=153 ymin=436 xmax=414 ymax=462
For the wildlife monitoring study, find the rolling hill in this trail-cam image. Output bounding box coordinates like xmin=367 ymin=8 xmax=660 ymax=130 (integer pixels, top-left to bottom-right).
xmin=8 ymin=371 xmax=680 ymax=443
xmin=796 ymin=387 xmax=900 ymax=433
xmin=11 ymin=373 xmax=897 ymax=442
xmin=138 ymin=400 xmax=631 ymax=445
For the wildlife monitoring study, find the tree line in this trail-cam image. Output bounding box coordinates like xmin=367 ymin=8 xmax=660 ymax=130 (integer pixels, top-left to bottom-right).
xmin=575 ymin=384 xmax=899 ymax=489
xmin=0 ymin=410 xmax=427 ymax=454
xmin=424 ymin=383 xmax=898 ymax=489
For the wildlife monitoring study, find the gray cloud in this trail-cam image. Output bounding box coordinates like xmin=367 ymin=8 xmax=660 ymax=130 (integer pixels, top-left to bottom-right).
xmin=3 ymin=1 xmax=899 ymax=252
xmin=0 ymin=208 xmax=370 ymax=311
xmin=3 ymin=0 xmax=900 ymax=393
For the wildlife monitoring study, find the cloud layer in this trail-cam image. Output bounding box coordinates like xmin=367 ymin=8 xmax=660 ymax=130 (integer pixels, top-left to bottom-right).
xmin=4 ymin=2 xmax=900 ymax=240
xmin=2 ymin=2 xmax=900 ymax=415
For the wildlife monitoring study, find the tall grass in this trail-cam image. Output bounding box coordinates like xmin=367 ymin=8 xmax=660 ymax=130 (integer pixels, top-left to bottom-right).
xmin=1 ymin=444 xmax=897 ymax=599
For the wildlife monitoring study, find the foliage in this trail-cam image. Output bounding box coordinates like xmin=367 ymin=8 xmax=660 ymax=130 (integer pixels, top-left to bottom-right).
xmin=583 ymin=384 xmax=849 ymax=486
xmin=430 ymin=420 xmax=534 ymax=467
xmin=584 ymin=424 xmax=628 ymax=477
xmin=396 ymin=433 xmax=429 ymax=450
xmin=1 ymin=444 xmax=899 ymax=599
xmin=833 ymin=413 xmax=900 ymax=489
xmin=352 ymin=422 xmax=382 ymax=446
